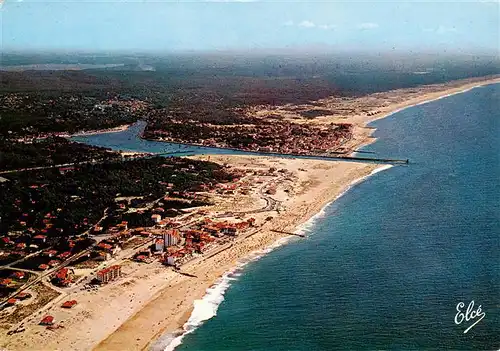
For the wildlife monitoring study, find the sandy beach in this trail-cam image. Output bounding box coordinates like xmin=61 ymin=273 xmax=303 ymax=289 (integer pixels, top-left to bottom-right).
xmin=59 ymin=124 xmax=132 ymax=138
xmin=1 ymin=76 xmax=499 ymax=351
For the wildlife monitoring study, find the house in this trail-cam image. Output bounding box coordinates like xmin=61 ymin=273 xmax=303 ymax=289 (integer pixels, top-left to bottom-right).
xmin=48 ymin=260 xmax=61 ymax=267
xmin=61 ymin=300 xmax=77 ymax=309
xmin=151 ymin=214 xmax=162 ymax=224
xmin=116 ymin=222 xmax=128 ymax=230
xmin=0 ymin=279 xmax=12 ymax=287
xmin=17 ymin=292 xmax=31 ymax=300
xmin=58 ymin=166 xmax=75 ymax=175
xmin=1 ymin=237 xmax=12 ymax=246
xmin=38 ymin=264 xmax=49 ymax=271
xmin=97 ymin=242 xmax=114 ymax=253
xmin=202 ymin=225 xmax=220 ymax=236
xmin=6 ymin=298 xmax=17 ymax=306
xmin=10 ymin=271 xmax=25 ymax=280
xmin=194 ymin=242 xmax=206 ymax=253
xmin=221 ymin=226 xmax=237 ymax=236
xmin=57 ymin=251 xmax=71 ymax=260
xmin=95 ymin=251 xmax=110 ymax=261
xmin=135 ymin=254 xmax=148 ymax=263
xmin=40 ymin=316 xmax=54 ymax=325
xmin=15 ymin=243 xmax=26 ymax=250
xmin=43 ymin=249 xmax=58 ymax=257
xmin=53 ymin=268 xmax=73 ymax=287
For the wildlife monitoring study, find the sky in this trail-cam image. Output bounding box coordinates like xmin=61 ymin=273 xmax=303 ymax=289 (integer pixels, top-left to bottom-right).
xmin=1 ymin=0 xmax=499 ymax=54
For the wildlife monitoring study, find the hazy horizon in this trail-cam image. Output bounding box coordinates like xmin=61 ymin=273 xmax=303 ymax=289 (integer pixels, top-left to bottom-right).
xmin=2 ymin=0 xmax=499 ymax=55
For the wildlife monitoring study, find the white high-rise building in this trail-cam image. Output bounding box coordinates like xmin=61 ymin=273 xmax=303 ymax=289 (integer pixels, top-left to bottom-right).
xmin=163 ymin=229 xmax=180 ymax=247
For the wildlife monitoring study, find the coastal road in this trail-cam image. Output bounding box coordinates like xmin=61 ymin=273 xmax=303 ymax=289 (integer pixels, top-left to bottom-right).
xmin=0 ymin=150 xmax=194 ymax=175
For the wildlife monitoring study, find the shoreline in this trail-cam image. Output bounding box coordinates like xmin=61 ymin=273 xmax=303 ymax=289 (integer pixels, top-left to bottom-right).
xmin=1 ymin=77 xmax=498 ymax=351
xmin=59 ymin=124 xmax=132 ymax=138
xmin=95 ymin=158 xmax=381 ymax=351
xmin=362 ymin=78 xmax=500 ymax=126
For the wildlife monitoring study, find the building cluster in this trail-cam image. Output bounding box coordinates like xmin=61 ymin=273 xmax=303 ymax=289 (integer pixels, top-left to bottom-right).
xmin=4 ymin=291 xmax=32 ymax=307
xmin=157 ymin=217 xmax=256 ymax=267
xmin=0 ymin=271 xmax=28 ymax=289
xmin=0 ymin=202 xmax=91 ymax=268
xmin=91 ymin=224 xmax=130 ymax=261
xmin=121 ymin=212 xmax=257 ymax=267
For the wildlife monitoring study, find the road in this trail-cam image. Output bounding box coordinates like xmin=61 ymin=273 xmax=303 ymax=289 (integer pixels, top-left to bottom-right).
xmin=0 ymin=150 xmax=195 ymax=175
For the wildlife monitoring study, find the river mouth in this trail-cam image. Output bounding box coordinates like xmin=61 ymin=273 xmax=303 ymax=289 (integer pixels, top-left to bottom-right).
xmin=71 ymin=120 xmax=405 ymax=165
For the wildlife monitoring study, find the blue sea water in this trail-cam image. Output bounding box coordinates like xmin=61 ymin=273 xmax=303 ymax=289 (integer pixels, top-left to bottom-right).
xmin=164 ymin=84 xmax=499 ymax=351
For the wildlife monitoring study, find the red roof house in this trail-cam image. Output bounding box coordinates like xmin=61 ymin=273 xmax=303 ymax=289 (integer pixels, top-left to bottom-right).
xmin=40 ymin=315 xmax=54 ymax=325
xmin=53 ymin=268 xmax=73 ymax=286
xmin=97 ymin=242 xmax=114 ymax=252
xmin=48 ymin=260 xmax=61 ymax=267
xmin=1 ymin=237 xmax=12 ymax=245
xmin=0 ymin=278 xmax=12 ymax=287
xmin=61 ymin=300 xmax=78 ymax=308
xmin=15 ymin=243 xmax=26 ymax=250
xmin=17 ymin=292 xmax=31 ymax=300
xmin=10 ymin=271 xmax=25 ymax=279
xmin=33 ymin=234 xmax=47 ymax=242
xmin=57 ymin=251 xmax=71 ymax=260
xmin=43 ymin=249 xmax=58 ymax=257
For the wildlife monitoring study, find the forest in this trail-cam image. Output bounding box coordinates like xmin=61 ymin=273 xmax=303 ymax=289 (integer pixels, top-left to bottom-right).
xmin=0 ymin=157 xmax=236 ymax=239
xmin=0 ymin=137 xmax=119 ymax=171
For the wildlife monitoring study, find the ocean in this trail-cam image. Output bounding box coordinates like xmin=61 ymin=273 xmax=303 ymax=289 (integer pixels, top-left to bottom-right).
xmin=163 ymin=84 xmax=500 ymax=350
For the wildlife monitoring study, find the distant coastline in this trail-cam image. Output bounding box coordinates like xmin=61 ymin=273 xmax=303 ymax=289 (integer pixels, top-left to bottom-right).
xmin=0 ymin=63 xmax=126 ymax=71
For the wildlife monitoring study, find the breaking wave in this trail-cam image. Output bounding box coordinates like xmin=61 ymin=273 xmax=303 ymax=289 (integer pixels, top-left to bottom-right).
xmin=161 ymin=236 xmax=294 ymax=351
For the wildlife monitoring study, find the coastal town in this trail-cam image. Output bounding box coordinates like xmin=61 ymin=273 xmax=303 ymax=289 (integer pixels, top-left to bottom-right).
xmin=0 ymin=152 xmax=298 ymax=344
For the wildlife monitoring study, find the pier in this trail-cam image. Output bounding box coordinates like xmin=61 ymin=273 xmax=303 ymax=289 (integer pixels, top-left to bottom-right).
xmin=353 ymin=150 xmax=376 ymax=154
xmin=335 ymin=155 xmax=409 ymax=164
xmin=271 ymin=229 xmax=306 ymax=238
